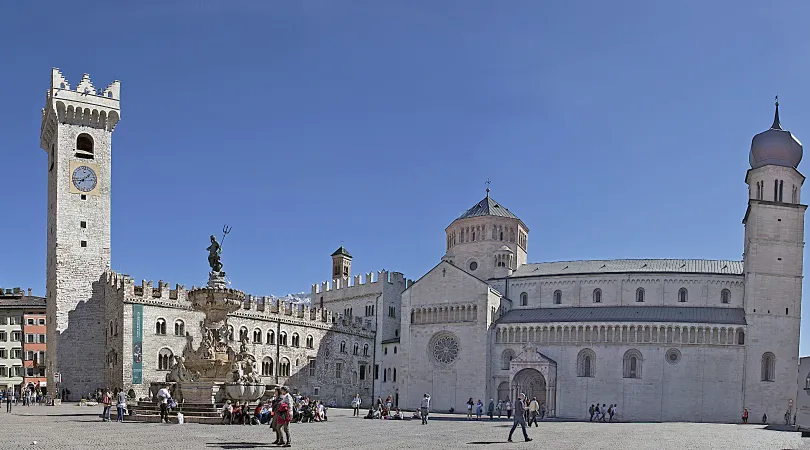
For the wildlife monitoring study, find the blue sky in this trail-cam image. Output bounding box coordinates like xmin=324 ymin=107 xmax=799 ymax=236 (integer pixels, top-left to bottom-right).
xmin=3 ymin=1 xmax=810 ymax=351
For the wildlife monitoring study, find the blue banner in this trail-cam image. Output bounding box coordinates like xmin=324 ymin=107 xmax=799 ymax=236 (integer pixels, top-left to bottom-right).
xmin=132 ymin=304 xmax=143 ymax=384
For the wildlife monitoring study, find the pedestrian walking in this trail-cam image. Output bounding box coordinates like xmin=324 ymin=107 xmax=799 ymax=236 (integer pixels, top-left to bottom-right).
xmin=352 ymin=393 xmax=361 ymax=417
xmin=507 ymin=393 xmax=532 ymax=443
xmin=528 ymin=397 xmax=539 ymax=427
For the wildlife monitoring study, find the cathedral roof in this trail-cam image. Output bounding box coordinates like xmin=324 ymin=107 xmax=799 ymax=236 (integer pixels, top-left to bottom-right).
xmin=331 ymin=246 xmax=352 ymax=258
xmin=497 ymin=306 xmax=746 ymax=325
xmin=510 ymin=259 xmax=743 ymax=278
xmin=456 ymin=194 xmax=520 ymax=221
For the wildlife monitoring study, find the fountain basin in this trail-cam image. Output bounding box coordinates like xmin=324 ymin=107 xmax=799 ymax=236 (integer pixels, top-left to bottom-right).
xmin=187 ymin=286 xmax=245 ymax=323
xmin=224 ymin=383 xmax=267 ymax=403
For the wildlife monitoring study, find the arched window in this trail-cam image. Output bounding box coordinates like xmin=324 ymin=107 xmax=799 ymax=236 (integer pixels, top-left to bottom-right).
xmin=279 ymin=331 xmax=288 ymax=346
xmin=592 ymin=289 xmax=602 ymax=304
xmin=155 ymin=319 xmax=166 ymax=335
xmin=306 ymin=335 xmax=314 ymax=349
xmin=253 ymin=328 xmax=262 ymax=344
xmin=761 ymin=352 xmax=775 ymax=381
xmin=636 ymin=288 xmax=645 ymax=303
xmin=393 ymin=368 xmax=397 ymax=382
xmin=279 ymin=358 xmax=291 ymax=377
xmin=721 ymin=289 xmax=731 ymax=304
xmin=239 ymin=326 xmax=249 ymax=341
xmin=75 ymin=133 xmax=94 ymax=159
xmin=340 ymin=341 xmax=347 ymax=353
xmin=291 ymin=333 xmax=300 ymax=347
xmin=678 ymin=288 xmax=688 ymax=303
xmin=501 ymin=349 xmax=515 ymax=370
xmin=520 ymin=292 xmax=528 ymax=306
xmin=353 ymin=343 xmax=359 ymax=355
xmin=228 ymin=325 xmax=234 ymax=341
xmin=262 ymin=357 xmax=274 ymax=376
xmin=577 ymin=348 xmax=596 ymax=377
xmin=553 ymin=290 xmax=562 ymax=305
xmin=623 ymin=349 xmax=643 ymax=379
xmin=363 ymin=344 xmax=369 ymax=356
xmin=266 ymin=330 xmax=275 ymax=345
xmin=157 ymin=348 xmax=173 ymax=371
xmin=174 ymin=320 xmax=184 ymax=336
xmin=737 ymin=329 xmax=745 ymax=345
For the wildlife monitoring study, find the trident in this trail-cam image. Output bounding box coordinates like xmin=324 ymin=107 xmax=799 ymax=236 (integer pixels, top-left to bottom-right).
xmin=220 ymin=224 xmax=232 ymax=249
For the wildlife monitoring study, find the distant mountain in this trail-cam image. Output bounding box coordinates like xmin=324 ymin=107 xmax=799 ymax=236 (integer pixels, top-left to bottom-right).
xmin=259 ymin=292 xmax=312 ymax=306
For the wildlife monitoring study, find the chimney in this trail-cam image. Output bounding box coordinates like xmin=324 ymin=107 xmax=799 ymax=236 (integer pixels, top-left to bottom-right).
xmin=27 ymin=288 xmax=32 ymax=297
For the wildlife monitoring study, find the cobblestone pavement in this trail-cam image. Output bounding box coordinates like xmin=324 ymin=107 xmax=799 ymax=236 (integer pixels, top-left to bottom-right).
xmin=0 ymin=406 xmax=809 ymax=450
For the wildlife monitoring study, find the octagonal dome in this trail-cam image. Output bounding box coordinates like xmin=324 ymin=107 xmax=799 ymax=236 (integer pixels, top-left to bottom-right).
xmin=749 ymin=102 xmax=803 ymax=169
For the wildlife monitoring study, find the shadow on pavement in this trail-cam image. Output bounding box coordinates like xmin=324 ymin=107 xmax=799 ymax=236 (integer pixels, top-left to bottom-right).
xmin=206 ymin=443 xmax=274 ymax=449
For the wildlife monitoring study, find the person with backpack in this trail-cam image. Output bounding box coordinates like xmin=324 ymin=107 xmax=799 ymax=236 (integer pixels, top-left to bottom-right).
xmin=157 ymin=385 xmax=172 ymax=424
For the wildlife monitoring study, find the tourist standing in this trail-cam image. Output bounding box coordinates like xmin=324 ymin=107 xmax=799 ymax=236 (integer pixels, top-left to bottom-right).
xmin=420 ymin=393 xmax=431 ymax=425
xmin=528 ymin=397 xmax=539 ymax=427
xmin=277 ymin=387 xmax=294 ymax=447
xmin=467 ymin=398 xmax=474 ymax=419
xmin=352 ymin=393 xmax=361 ymax=417
xmin=116 ymin=389 xmax=127 ymax=422
xmin=496 ymin=399 xmax=503 ymax=418
xmin=487 ymin=399 xmax=495 ymax=420
xmin=270 ymin=389 xmax=282 ymax=443
xmin=101 ymin=389 xmax=112 ymax=422
xmin=475 ymin=399 xmax=484 ymax=420
xmin=505 ymin=399 xmax=512 ymax=419
xmin=507 ymin=393 xmax=532 ymax=443
xmin=741 ymin=408 xmax=748 ymax=424
xmin=5 ymin=388 xmax=12 ymax=413
xmin=157 ymin=385 xmax=172 ymax=424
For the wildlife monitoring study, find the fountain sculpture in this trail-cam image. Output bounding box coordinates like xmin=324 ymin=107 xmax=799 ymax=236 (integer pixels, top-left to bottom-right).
xmin=164 ymin=226 xmax=266 ymax=405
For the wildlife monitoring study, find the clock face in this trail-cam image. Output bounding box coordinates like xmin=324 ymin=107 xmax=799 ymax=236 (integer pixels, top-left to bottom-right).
xmin=72 ymin=166 xmax=98 ymax=192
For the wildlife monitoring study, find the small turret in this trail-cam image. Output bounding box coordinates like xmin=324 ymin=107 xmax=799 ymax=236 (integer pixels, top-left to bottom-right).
xmin=331 ymin=246 xmax=352 ymax=280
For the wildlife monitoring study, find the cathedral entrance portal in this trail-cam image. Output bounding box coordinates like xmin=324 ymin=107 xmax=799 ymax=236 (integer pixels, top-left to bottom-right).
xmin=507 ymin=347 xmax=557 ymax=416
xmin=512 ymin=368 xmax=546 ymax=407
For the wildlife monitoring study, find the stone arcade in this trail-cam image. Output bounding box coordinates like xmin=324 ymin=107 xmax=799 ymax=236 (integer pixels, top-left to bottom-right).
xmin=39 ymin=69 xmax=804 ymax=422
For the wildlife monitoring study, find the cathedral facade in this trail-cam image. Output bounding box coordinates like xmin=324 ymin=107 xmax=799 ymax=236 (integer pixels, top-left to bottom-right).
xmin=39 ymin=68 xmax=804 ymax=422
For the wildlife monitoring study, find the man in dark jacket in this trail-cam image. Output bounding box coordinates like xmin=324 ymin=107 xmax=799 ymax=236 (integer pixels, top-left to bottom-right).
xmin=507 ymin=393 xmax=532 ymax=443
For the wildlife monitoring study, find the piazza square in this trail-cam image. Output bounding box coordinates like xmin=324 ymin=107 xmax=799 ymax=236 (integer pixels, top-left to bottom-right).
xmin=0 ymin=405 xmax=809 ymax=450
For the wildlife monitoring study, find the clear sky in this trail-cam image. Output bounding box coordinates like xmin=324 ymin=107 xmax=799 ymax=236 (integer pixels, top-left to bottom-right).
xmin=3 ymin=1 xmax=810 ymax=351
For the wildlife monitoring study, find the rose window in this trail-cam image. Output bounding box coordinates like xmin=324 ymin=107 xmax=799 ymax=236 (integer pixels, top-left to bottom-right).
xmin=431 ymin=334 xmax=460 ymax=365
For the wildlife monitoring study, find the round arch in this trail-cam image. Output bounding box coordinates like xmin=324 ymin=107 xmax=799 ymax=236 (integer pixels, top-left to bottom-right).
xmin=512 ymin=368 xmax=546 ymax=406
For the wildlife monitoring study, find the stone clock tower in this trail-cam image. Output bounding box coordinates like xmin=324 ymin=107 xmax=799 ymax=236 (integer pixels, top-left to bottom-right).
xmin=39 ymin=68 xmax=120 ymax=399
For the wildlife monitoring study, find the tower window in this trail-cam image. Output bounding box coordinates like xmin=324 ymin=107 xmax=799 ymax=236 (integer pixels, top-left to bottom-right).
xmin=80 ymin=221 xmax=86 ymax=228
xmin=75 ymin=133 xmax=94 ymax=159
xmin=774 ymin=179 xmax=779 ymax=202
xmin=721 ymin=289 xmax=730 ymax=304
xmin=553 ymin=290 xmax=562 ymax=305
xmin=80 ymin=240 xmax=87 ymax=248
xmin=636 ymin=287 xmax=645 ymax=303
xmin=592 ymin=289 xmax=602 ymax=304
xmin=520 ymin=292 xmax=528 ymax=306
xmin=80 ymin=195 xmax=86 ymax=200
xmin=779 ymin=180 xmax=784 ymax=202
xmin=678 ymin=288 xmax=688 ymax=303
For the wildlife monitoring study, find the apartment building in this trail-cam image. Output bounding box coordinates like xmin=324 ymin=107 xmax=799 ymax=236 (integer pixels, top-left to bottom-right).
xmin=0 ymin=288 xmax=46 ymax=394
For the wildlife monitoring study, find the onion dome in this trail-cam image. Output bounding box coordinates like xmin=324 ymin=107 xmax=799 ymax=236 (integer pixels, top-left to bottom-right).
xmin=750 ymin=98 xmax=803 ymax=169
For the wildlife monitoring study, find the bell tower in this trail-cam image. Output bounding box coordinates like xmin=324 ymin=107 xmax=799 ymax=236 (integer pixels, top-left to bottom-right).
xmin=331 ymin=246 xmax=352 ymax=280
xmin=742 ymin=99 xmax=805 ymax=422
xmin=40 ymin=68 xmax=120 ymax=399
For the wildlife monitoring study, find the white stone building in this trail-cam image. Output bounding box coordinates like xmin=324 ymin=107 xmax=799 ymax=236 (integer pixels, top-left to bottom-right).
xmin=38 ymin=67 xmax=805 ymax=422
xmin=392 ymin=100 xmax=805 ymax=423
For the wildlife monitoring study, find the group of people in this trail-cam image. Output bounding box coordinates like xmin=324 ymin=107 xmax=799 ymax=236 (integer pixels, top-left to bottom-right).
xmin=3 ymin=388 xmax=49 ymax=411
xmin=219 ymin=386 xmax=299 ymax=447
xmin=588 ymin=403 xmax=618 ymax=422
xmin=99 ymin=388 xmax=129 ymax=422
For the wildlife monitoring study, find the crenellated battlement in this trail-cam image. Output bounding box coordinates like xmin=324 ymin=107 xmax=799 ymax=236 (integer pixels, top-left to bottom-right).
xmin=41 ymin=68 xmax=121 ymax=149
xmin=311 ymin=269 xmax=412 ymax=296
xmin=101 ymin=270 xmax=373 ymax=337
